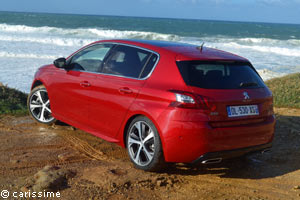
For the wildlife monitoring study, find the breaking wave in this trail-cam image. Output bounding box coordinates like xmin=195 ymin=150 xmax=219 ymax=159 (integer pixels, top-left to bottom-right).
xmin=0 ymin=23 xmax=180 ymax=44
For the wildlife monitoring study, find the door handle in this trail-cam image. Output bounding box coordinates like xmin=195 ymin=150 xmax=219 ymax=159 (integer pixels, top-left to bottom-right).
xmin=80 ymin=81 xmax=91 ymax=87
xmin=119 ymin=87 xmax=133 ymax=94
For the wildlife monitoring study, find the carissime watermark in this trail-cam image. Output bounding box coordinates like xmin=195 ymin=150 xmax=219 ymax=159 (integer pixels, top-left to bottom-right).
xmin=1 ymin=190 xmax=61 ymax=199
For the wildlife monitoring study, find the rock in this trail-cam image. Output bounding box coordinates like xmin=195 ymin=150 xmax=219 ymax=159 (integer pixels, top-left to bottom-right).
xmin=294 ymin=185 xmax=300 ymax=190
xmin=123 ymin=181 xmax=131 ymax=189
xmin=51 ymin=124 xmax=58 ymax=129
xmin=109 ymin=168 xmax=127 ymax=176
xmin=156 ymin=180 xmax=162 ymax=187
xmin=20 ymin=186 xmax=29 ymax=193
xmin=40 ymin=165 xmax=58 ymax=173
xmin=10 ymin=159 xmax=20 ymax=164
xmin=166 ymin=179 xmax=173 ymax=186
xmin=68 ymin=126 xmax=76 ymax=131
xmin=25 ymin=165 xmax=75 ymax=192
xmin=0 ymin=82 xmax=3 ymax=87
xmin=58 ymin=153 xmax=71 ymax=161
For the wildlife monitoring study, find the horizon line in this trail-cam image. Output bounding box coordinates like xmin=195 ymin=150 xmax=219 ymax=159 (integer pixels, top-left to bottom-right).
xmin=0 ymin=10 xmax=300 ymax=26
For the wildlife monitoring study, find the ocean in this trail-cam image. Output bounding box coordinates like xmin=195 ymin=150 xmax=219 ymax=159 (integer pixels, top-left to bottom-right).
xmin=0 ymin=11 xmax=299 ymax=92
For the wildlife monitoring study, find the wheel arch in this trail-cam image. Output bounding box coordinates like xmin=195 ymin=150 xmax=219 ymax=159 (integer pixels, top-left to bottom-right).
xmin=31 ymin=80 xmax=44 ymax=90
xmin=121 ymin=112 xmax=165 ymax=150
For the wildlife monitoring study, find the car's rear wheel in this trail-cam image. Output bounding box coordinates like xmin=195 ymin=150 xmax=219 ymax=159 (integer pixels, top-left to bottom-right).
xmin=28 ymin=85 xmax=56 ymax=125
xmin=126 ymin=116 xmax=164 ymax=171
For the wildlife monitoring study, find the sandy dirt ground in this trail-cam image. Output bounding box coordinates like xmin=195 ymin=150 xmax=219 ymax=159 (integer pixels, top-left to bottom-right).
xmin=0 ymin=107 xmax=300 ymax=200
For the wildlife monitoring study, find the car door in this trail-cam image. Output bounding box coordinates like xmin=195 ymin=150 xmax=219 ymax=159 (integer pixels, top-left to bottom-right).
xmin=88 ymin=44 xmax=154 ymax=139
xmin=49 ymin=43 xmax=113 ymax=128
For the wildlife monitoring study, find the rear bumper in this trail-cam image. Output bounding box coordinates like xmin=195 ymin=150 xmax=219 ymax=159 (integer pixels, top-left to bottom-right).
xmin=192 ymin=142 xmax=272 ymax=164
xmin=160 ymin=115 xmax=275 ymax=163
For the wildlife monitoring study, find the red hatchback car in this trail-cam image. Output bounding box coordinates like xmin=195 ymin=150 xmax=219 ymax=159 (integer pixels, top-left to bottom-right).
xmin=28 ymin=39 xmax=275 ymax=171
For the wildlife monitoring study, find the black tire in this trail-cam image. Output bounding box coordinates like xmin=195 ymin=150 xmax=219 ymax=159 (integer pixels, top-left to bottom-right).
xmin=27 ymin=85 xmax=56 ymax=125
xmin=126 ymin=116 xmax=165 ymax=171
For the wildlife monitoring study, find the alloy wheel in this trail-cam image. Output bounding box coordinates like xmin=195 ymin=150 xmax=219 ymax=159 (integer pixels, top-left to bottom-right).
xmin=128 ymin=121 xmax=155 ymax=166
xmin=29 ymin=88 xmax=54 ymax=123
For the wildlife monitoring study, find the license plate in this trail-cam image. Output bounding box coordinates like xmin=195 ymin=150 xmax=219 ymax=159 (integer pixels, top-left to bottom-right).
xmin=227 ymin=105 xmax=259 ymax=117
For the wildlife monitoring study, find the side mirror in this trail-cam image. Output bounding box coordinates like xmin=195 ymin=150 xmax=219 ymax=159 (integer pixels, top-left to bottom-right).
xmin=53 ymin=57 xmax=66 ymax=68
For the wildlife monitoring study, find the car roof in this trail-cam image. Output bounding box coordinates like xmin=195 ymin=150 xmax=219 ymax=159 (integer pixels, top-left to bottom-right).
xmin=95 ymin=39 xmax=249 ymax=62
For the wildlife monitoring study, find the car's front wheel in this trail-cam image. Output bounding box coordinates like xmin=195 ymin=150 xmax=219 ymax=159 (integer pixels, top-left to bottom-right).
xmin=27 ymin=85 xmax=56 ymax=125
xmin=126 ymin=116 xmax=164 ymax=171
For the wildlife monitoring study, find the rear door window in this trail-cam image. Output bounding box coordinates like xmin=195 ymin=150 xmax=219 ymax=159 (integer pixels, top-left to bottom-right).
xmin=177 ymin=61 xmax=266 ymax=89
xmin=101 ymin=45 xmax=156 ymax=79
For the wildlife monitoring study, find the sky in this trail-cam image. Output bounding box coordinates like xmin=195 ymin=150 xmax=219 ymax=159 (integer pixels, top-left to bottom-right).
xmin=0 ymin=0 xmax=300 ymax=24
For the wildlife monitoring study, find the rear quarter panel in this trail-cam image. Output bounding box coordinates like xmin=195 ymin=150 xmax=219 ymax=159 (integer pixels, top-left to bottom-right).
xmin=116 ymin=50 xmax=188 ymax=147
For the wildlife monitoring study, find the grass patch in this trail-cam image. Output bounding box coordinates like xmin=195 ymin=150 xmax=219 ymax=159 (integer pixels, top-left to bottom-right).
xmin=266 ymin=73 xmax=300 ymax=109
xmin=0 ymin=84 xmax=28 ymax=115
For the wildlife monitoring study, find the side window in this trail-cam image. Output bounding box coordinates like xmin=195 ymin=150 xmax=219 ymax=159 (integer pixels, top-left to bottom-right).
xmin=101 ymin=45 xmax=153 ymax=78
xmin=69 ymin=44 xmax=113 ymax=72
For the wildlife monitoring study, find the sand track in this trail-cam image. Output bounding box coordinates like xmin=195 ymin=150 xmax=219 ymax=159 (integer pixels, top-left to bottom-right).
xmin=62 ymin=133 xmax=108 ymax=161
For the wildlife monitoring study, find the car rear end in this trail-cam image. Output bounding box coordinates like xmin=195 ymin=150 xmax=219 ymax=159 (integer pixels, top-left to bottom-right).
xmin=161 ymin=51 xmax=275 ymax=164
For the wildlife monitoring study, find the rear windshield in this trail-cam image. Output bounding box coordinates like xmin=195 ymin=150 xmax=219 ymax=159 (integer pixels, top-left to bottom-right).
xmin=176 ymin=61 xmax=266 ymax=89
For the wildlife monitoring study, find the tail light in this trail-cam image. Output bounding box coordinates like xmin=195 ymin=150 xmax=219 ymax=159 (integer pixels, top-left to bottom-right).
xmin=169 ymin=90 xmax=216 ymax=111
xmin=171 ymin=93 xmax=196 ymax=108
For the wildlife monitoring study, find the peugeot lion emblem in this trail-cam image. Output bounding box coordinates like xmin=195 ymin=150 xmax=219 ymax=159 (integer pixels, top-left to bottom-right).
xmin=243 ymin=91 xmax=250 ymax=100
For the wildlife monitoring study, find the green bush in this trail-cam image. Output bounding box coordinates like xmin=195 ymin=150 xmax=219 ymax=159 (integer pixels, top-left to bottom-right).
xmin=0 ymin=85 xmax=28 ymax=115
xmin=266 ymin=73 xmax=300 ymax=109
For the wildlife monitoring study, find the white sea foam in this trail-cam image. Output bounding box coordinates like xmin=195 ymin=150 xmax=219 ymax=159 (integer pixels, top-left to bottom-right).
xmin=0 ymin=35 xmax=93 ymax=47
xmin=0 ymin=23 xmax=55 ymax=33
xmin=87 ymin=28 xmax=180 ymax=41
xmin=239 ymin=37 xmax=300 ymax=47
xmin=184 ymin=37 xmax=300 ymax=57
xmin=0 ymin=51 xmax=56 ymax=59
xmin=221 ymin=42 xmax=300 ymax=57
xmin=0 ymin=23 xmax=180 ymax=41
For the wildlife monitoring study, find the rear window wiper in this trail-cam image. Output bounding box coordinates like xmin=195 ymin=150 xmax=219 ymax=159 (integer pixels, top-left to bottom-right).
xmin=239 ymin=82 xmax=258 ymax=88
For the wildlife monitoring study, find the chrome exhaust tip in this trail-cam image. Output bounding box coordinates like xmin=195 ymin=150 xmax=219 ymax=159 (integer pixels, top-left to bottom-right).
xmin=201 ymin=158 xmax=222 ymax=164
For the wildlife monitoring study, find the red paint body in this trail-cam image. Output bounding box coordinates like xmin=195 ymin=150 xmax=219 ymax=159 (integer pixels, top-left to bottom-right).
xmin=31 ymin=40 xmax=275 ymax=163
